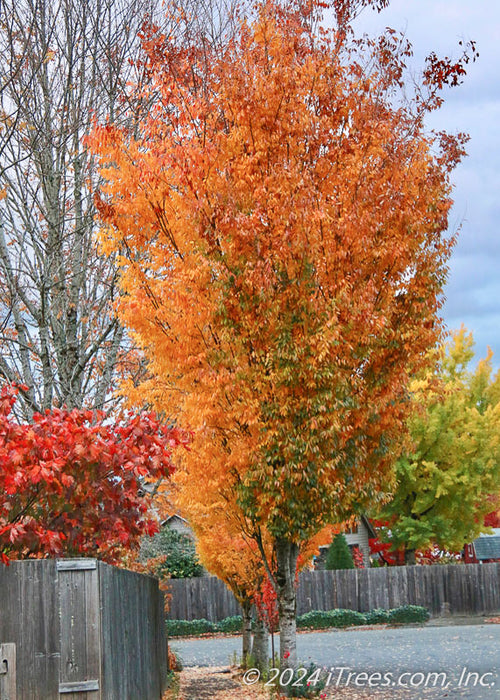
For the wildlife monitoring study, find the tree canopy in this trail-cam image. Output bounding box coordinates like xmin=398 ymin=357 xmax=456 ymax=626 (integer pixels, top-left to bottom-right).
xmin=0 ymin=384 xmax=187 ymax=564
xmin=376 ymin=328 xmax=500 ymax=563
xmin=90 ymin=0 xmax=473 ymax=673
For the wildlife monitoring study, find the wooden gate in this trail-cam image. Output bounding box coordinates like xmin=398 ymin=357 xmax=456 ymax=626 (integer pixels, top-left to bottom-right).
xmin=57 ymin=560 xmax=101 ymax=699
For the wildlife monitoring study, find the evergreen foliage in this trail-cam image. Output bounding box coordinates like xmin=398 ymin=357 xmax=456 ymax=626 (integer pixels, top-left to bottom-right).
xmin=325 ymin=534 xmax=355 ymax=570
xmin=140 ymin=527 xmax=204 ymax=579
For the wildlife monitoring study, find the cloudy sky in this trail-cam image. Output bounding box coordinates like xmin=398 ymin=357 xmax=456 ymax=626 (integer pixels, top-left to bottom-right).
xmin=350 ymin=1 xmax=500 ymax=370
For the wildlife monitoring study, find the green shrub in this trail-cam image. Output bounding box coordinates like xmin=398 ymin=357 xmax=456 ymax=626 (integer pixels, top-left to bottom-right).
xmin=327 ymin=609 xmax=366 ymax=627
xmin=325 ymin=533 xmax=355 ymax=570
xmin=297 ymin=605 xmax=428 ymax=630
xmin=297 ymin=609 xmax=365 ymax=629
xmin=297 ymin=611 xmax=335 ymax=629
xmin=364 ymin=608 xmax=390 ymax=624
xmin=139 ymin=527 xmax=204 ymax=579
xmin=166 ymin=604 xmax=430 ymax=637
xmin=166 ymin=618 xmax=216 ymax=636
xmin=216 ymin=615 xmax=243 ymax=634
xmin=387 ymin=605 xmax=430 ymax=624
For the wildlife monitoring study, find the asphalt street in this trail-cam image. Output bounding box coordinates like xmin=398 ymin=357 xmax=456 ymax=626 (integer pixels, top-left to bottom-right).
xmin=170 ymin=623 xmax=500 ymax=699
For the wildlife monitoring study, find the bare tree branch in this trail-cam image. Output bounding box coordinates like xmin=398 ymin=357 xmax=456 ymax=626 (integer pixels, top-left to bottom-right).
xmin=0 ymin=0 xmax=235 ymax=419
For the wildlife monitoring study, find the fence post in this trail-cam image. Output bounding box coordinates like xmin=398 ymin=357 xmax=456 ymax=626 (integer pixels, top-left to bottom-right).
xmin=0 ymin=643 xmax=16 ymax=700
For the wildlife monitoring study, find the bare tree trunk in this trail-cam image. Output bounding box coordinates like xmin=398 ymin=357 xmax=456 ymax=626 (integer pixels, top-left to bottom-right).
xmin=241 ymin=599 xmax=253 ymax=668
xmin=251 ymin=616 xmax=269 ymax=673
xmin=275 ymin=536 xmax=299 ymax=681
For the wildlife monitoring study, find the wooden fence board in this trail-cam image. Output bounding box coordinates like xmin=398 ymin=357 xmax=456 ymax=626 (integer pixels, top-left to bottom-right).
xmin=0 ymin=643 xmax=16 ymax=700
xmin=59 ymin=568 xmax=97 ymax=699
xmin=98 ymin=562 xmax=167 ymax=700
xmin=0 ymin=560 xmax=60 ymax=699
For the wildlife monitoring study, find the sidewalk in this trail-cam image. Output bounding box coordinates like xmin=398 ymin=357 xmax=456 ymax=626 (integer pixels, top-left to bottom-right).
xmin=426 ymin=614 xmax=499 ymax=627
xmin=174 ymin=666 xmax=268 ymax=700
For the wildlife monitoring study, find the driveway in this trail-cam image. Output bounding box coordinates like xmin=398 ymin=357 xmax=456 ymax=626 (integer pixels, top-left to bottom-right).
xmin=170 ymin=622 xmax=500 ymax=698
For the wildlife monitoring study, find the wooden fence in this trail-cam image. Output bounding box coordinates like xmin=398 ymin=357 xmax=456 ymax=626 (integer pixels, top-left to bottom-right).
xmin=167 ymin=562 xmax=500 ymax=622
xmin=0 ymin=559 xmax=167 ymax=700
xmin=168 ymin=574 xmax=242 ymax=621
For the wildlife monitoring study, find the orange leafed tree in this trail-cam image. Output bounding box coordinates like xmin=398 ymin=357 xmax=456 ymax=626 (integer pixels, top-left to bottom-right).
xmin=186 ymin=499 xmax=270 ymax=664
xmin=171 ymin=464 xmax=337 ymax=666
xmin=89 ymin=0 xmax=472 ymax=671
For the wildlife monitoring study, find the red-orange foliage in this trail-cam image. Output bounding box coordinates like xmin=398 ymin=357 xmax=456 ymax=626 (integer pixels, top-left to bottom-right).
xmin=0 ymin=385 xmax=186 ymax=564
xmin=254 ymin=574 xmax=279 ymax=631
xmin=485 ymin=510 xmax=500 ymax=529
xmin=352 ymin=546 xmax=365 ymax=569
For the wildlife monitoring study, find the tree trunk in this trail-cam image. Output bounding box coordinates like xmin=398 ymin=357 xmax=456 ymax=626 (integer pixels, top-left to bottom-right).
xmin=275 ymin=537 xmax=300 ymax=680
xmin=241 ymin=600 xmax=253 ymax=668
xmin=251 ymin=616 xmax=269 ymax=672
xmin=404 ymin=548 xmax=416 ymax=565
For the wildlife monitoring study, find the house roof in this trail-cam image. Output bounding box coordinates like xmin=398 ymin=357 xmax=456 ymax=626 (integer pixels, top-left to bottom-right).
xmin=473 ymin=529 xmax=500 ymax=561
xmin=161 ymin=514 xmax=189 ymax=527
xmin=360 ymin=515 xmax=377 ymax=539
